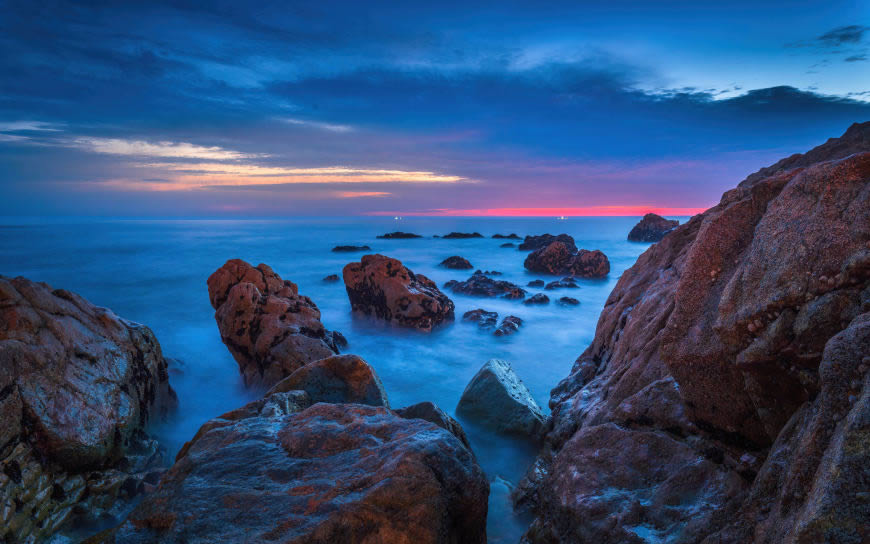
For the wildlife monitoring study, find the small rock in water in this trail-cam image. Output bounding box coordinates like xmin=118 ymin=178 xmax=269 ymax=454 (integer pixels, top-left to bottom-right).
xmin=475 ymin=269 xmax=502 ymax=276
xmin=448 ymin=271 xmax=526 ymax=299
xmin=442 ymin=232 xmax=484 ymax=239
xmin=627 ymin=213 xmax=679 ymax=242
xmin=528 ymin=279 xmax=545 ymax=287
xmin=377 ymin=231 xmax=423 ymax=239
xmin=463 ymin=308 xmax=499 ymax=329
xmin=545 ymin=277 xmax=579 ymax=290
xmin=559 ymin=297 xmax=580 ymax=305
xmin=456 ymin=359 xmax=545 ymax=436
xmin=492 ymin=233 xmax=522 ymax=239
xmin=524 ymin=293 xmax=550 ymax=305
xmin=519 ymin=233 xmax=577 ymax=251
xmin=494 ymin=316 xmax=523 ymax=336
xmin=322 ymin=273 xmax=340 ymax=282
xmin=440 ymin=255 xmax=474 ymax=269
xmin=332 ymin=245 xmax=371 ymax=252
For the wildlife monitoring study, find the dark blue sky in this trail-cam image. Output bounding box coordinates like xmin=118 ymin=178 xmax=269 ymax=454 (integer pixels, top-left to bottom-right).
xmin=1 ymin=0 xmax=868 ymax=216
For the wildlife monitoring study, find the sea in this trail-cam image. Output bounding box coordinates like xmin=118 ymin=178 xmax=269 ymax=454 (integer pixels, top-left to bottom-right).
xmin=0 ymin=216 xmax=669 ymax=542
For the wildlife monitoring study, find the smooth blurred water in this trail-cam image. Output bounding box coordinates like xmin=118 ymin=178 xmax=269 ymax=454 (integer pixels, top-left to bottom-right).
xmin=0 ymin=216 xmax=667 ymax=542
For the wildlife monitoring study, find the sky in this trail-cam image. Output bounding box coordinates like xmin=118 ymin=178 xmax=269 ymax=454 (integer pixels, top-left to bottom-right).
xmin=1 ymin=0 xmax=869 ymax=217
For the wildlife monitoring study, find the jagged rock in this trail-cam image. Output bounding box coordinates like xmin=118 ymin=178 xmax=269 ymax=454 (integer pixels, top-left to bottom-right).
xmin=267 ymin=354 xmax=389 ymax=408
xmin=524 ymin=293 xmax=550 ymax=305
xmin=447 ymin=271 xmax=526 ymax=299
xmin=442 ymin=232 xmax=484 ymax=239
xmin=558 ymin=297 xmax=579 ymax=306
xmin=207 ymin=259 xmax=343 ymax=387
xmin=395 ymin=401 xmax=472 ymax=450
xmin=440 ymin=255 xmax=474 ymax=269
xmin=377 ymin=231 xmax=422 ymax=239
xmin=524 ymin=242 xmax=610 ymax=278
xmin=493 ymin=233 xmax=522 ymax=239
xmin=457 ymin=359 xmax=544 ymax=436
xmin=494 ymin=316 xmax=523 ymax=337
xmin=500 ymin=242 xmax=516 ymax=248
xmin=332 ymin=245 xmax=371 ymax=252
xmin=545 ymin=277 xmax=578 ymax=290
xmin=463 ymin=309 xmax=499 ymax=329
xmin=322 ymin=273 xmax=340 ymax=282
xmin=0 ymin=276 xmax=176 ymax=543
xmin=528 ymin=279 xmax=545 ymax=287
xmin=343 ymin=254 xmax=454 ymax=331
xmin=627 ymin=213 xmax=679 ymax=242
xmin=524 ymin=122 xmax=870 ymax=543
xmin=98 ymin=402 xmax=489 ymax=544
xmin=519 ymin=234 xmax=577 ymax=252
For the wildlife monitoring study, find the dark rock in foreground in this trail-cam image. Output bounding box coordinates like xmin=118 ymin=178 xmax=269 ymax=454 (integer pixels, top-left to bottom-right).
xmin=332 ymin=244 xmax=372 ymax=252
xmin=524 ymin=242 xmax=610 ymax=278
xmin=442 ymin=232 xmax=484 ymax=239
xmin=524 ymin=293 xmax=550 ymax=305
xmin=493 ymin=233 xmax=521 ymax=239
xmin=396 ymin=401 xmax=472 ymax=450
xmin=494 ymin=316 xmax=523 ymax=336
xmin=377 ymin=231 xmax=422 ymax=239
xmin=343 ymin=254 xmax=454 ymax=331
xmin=440 ymin=255 xmax=474 ymax=269
xmin=447 ymin=271 xmax=526 ymax=299
xmin=0 ymin=276 xmax=176 ymax=543
xmin=627 ymin=213 xmax=679 ymax=242
xmin=463 ymin=308 xmax=499 ymax=329
xmin=207 ymin=259 xmax=343 ymax=387
xmin=518 ymin=234 xmax=576 ymax=252
xmin=457 ymin=359 xmax=544 ymax=436
xmin=322 ymin=273 xmax=340 ymax=282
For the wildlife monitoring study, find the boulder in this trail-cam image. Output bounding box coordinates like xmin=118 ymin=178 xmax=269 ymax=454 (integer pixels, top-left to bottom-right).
xmin=332 ymin=245 xmax=371 ymax=252
xmin=519 ymin=234 xmax=577 ymax=252
xmin=463 ymin=309 xmax=499 ymax=329
xmin=457 ymin=359 xmax=544 ymax=436
xmin=440 ymin=255 xmax=474 ymax=269
xmin=377 ymin=231 xmax=422 ymax=239
xmin=558 ymin=297 xmax=580 ymax=306
xmin=524 ymin=293 xmax=550 ymax=305
xmin=524 ymin=242 xmax=610 ymax=278
xmin=267 ymin=354 xmax=389 ymax=408
xmin=0 ymin=276 xmax=176 ymax=543
xmin=207 ymin=259 xmax=344 ymax=387
xmin=447 ymin=271 xmax=526 ymax=299
xmin=492 ymin=233 xmax=521 ymax=239
xmin=343 ymin=254 xmax=455 ymax=332
xmin=494 ymin=316 xmax=523 ymax=337
xmin=99 ymin=402 xmax=489 ymax=544
xmin=627 ymin=213 xmax=679 ymax=242
xmin=442 ymin=232 xmax=484 ymax=239
xmin=395 ymin=401 xmax=472 ymax=450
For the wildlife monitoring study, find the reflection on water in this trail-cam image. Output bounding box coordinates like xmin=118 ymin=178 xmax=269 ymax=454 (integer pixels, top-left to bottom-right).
xmin=0 ymin=216 xmax=660 ymax=542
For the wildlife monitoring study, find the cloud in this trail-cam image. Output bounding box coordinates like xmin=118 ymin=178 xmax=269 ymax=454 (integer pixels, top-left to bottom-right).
xmin=335 ymin=191 xmax=390 ymax=198
xmin=70 ymin=138 xmax=261 ymax=160
xmin=817 ymin=25 xmax=868 ymax=47
xmin=366 ymin=206 xmax=709 ymax=217
xmin=845 ymin=54 xmax=867 ymax=62
xmin=283 ymin=118 xmax=354 ymax=133
xmin=0 ymin=121 xmax=63 ymax=132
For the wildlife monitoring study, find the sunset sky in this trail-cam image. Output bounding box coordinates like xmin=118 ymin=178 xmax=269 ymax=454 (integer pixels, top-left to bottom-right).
xmin=1 ymin=1 xmax=869 ymax=216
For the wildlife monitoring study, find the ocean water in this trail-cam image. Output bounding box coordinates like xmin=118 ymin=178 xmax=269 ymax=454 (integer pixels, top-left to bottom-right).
xmin=0 ymin=216 xmax=664 ymax=542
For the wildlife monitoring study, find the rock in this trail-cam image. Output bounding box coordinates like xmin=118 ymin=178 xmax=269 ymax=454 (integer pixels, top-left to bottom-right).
xmin=545 ymin=277 xmax=578 ymax=290
xmin=524 ymin=293 xmax=550 ymax=305
xmin=475 ymin=269 xmax=502 ymax=276
xmin=332 ymin=245 xmax=371 ymax=252
xmin=494 ymin=316 xmax=523 ymax=337
xmin=558 ymin=297 xmax=579 ymax=306
xmin=395 ymin=401 xmax=472 ymax=450
xmin=442 ymin=232 xmax=484 ymax=239
xmin=493 ymin=233 xmax=522 ymax=239
xmin=500 ymin=242 xmax=516 ymax=248
xmin=524 ymin=242 xmax=610 ymax=278
xmin=207 ymin=259 xmax=343 ymax=387
xmin=447 ymin=271 xmax=526 ymax=299
xmin=463 ymin=309 xmax=499 ymax=329
xmin=523 ymin=122 xmax=870 ymax=543
xmin=322 ymin=273 xmax=340 ymax=282
xmin=343 ymin=254 xmax=455 ymax=331
xmin=457 ymin=359 xmax=544 ymax=436
xmin=518 ymin=234 xmax=577 ymax=252
xmin=0 ymin=276 xmax=176 ymax=543
xmin=267 ymin=354 xmax=389 ymax=408
xmin=377 ymin=231 xmax=422 ymax=239
xmin=528 ymin=279 xmax=545 ymax=287
xmin=440 ymin=255 xmax=474 ymax=269
xmin=99 ymin=402 xmax=489 ymax=544
xmin=627 ymin=213 xmax=679 ymax=242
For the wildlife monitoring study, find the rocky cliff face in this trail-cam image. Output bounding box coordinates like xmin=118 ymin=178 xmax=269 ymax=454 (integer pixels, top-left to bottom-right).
xmin=0 ymin=276 xmax=176 ymax=543
xmin=521 ymin=122 xmax=870 ymax=543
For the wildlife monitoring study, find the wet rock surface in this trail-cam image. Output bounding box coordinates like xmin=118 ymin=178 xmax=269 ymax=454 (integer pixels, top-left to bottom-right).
xmin=457 ymin=359 xmax=544 ymax=436
xmin=463 ymin=308 xmax=499 ymax=329
xmin=518 ymin=234 xmax=577 ymax=252
xmin=440 ymin=255 xmax=474 ymax=269
xmin=446 ymin=271 xmax=526 ymax=299
xmin=343 ymin=254 xmax=455 ymax=331
xmin=331 ymin=245 xmax=371 ymax=252
xmin=267 ymin=354 xmax=389 ymax=408
xmin=494 ymin=316 xmax=523 ymax=337
xmin=524 ymin=293 xmax=550 ymax=305
xmin=377 ymin=231 xmax=422 ymax=239
xmin=627 ymin=213 xmax=679 ymax=242
xmin=0 ymin=276 xmax=176 ymax=543
xmin=395 ymin=401 xmax=473 ymax=450
xmin=523 ymin=122 xmax=870 ymax=543
xmin=524 ymin=242 xmax=610 ymax=278
xmin=207 ymin=259 xmax=344 ymax=387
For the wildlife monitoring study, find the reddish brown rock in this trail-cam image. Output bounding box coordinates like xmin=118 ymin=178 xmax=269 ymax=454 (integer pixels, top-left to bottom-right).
xmin=440 ymin=255 xmax=474 ymax=269
xmin=267 ymin=354 xmax=389 ymax=408
xmin=518 ymin=233 xmax=577 ymax=252
xmin=0 ymin=276 xmax=176 ymax=543
xmin=343 ymin=254 xmax=455 ymax=331
xmin=627 ymin=213 xmax=679 ymax=242
xmin=207 ymin=259 xmax=344 ymax=388
xmin=395 ymin=401 xmax=473 ymax=450
xmin=98 ymin=402 xmax=489 ymax=544
xmin=524 ymin=242 xmax=610 ymax=278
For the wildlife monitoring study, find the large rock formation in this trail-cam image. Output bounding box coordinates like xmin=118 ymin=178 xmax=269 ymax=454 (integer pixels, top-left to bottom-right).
xmin=522 ymin=122 xmax=870 ymax=543
xmin=207 ymin=259 xmax=345 ymax=388
xmin=96 ymin=356 xmax=489 ymax=544
xmin=627 ymin=213 xmax=679 ymax=242
xmin=0 ymin=276 xmax=176 ymax=543
xmin=343 ymin=254 xmax=455 ymax=331
xmin=524 ymin=242 xmax=610 ymax=278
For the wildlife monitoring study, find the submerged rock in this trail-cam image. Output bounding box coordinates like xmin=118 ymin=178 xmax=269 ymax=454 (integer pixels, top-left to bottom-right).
xmin=440 ymin=255 xmax=474 ymax=269
xmin=0 ymin=276 xmax=176 ymax=543
xmin=343 ymin=254 xmax=455 ymax=331
xmin=524 ymin=242 xmax=610 ymax=278
xmin=463 ymin=308 xmax=499 ymax=329
xmin=267 ymin=354 xmax=389 ymax=408
xmin=447 ymin=271 xmax=526 ymax=299
xmin=524 ymin=293 xmax=550 ymax=305
xmin=332 ymin=244 xmax=371 ymax=252
xmin=518 ymin=234 xmax=576 ymax=252
xmin=377 ymin=231 xmax=422 ymax=239
xmin=457 ymin=359 xmax=544 ymax=436
xmin=500 ymin=242 xmax=516 ymax=248
xmin=207 ymin=259 xmax=343 ymax=387
xmin=545 ymin=277 xmax=578 ymax=290
xmin=442 ymin=232 xmax=484 ymax=239
xmin=494 ymin=316 xmax=523 ymax=337
xmin=627 ymin=213 xmax=679 ymax=242
xmin=493 ymin=233 xmax=522 ymax=239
